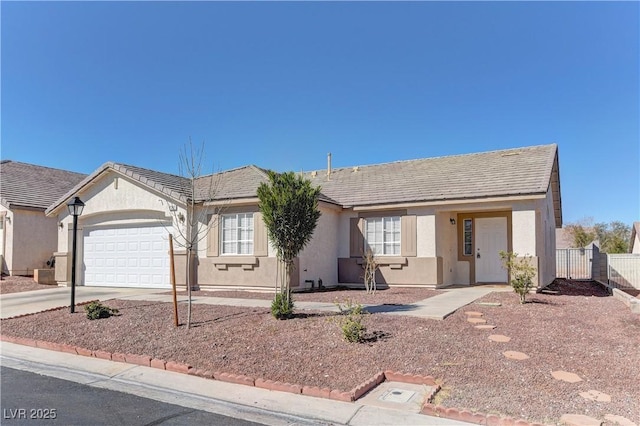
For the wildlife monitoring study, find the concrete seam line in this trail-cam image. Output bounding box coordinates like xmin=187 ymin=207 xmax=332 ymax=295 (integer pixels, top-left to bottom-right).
xmin=344 ymin=405 xmax=365 ymax=426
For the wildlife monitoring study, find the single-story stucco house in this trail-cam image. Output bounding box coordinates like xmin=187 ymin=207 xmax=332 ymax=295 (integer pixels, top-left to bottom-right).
xmin=0 ymin=160 xmax=87 ymax=276
xmin=46 ymin=144 xmax=562 ymax=290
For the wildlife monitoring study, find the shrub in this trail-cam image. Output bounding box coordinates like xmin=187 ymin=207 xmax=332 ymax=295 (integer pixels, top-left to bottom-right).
xmin=84 ymin=301 xmax=119 ymax=320
xmin=499 ymin=251 xmax=536 ymax=304
xmin=271 ymin=292 xmax=295 ymax=319
xmin=335 ymin=299 xmax=367 ymax=343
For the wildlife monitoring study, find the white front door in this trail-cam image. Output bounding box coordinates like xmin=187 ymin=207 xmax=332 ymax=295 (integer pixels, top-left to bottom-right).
xmin=83 ymin=224 xmax=171 ymax=288
xmin=475 ymin=217 xmax=508 ymax=283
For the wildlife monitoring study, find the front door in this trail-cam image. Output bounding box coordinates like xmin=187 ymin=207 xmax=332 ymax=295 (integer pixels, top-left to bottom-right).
xmin=475 ymin=217 xmax=508 ymax=283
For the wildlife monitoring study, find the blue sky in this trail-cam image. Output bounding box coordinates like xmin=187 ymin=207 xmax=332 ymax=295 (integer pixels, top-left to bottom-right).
xmin=1 ymin=2 xmax=638 ymax=226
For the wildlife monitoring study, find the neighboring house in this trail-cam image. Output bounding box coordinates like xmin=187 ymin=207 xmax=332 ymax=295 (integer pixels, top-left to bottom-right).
xmin=46 ymin=144 xmax=562 ymax=290
xmin=0 ymin=160 xmax=87 ymax=276
xmin=630 ymin=222 xmax=640 ymax=254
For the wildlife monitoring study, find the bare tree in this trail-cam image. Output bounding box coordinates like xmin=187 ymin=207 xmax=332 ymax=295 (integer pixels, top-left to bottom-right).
xmin=165 ymin=139 xmax=224 ymax=329
xmin=362 ymin=249 xmax=378 ymax=294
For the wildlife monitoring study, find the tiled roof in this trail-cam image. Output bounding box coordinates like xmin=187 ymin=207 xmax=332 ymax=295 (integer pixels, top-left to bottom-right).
xmin=0 ymin=160 xmax=86 ymax=210
xmin=46 ymin=162 xmax=192 ymax=215
xmin=193 ymin=166 xmax=339 ymax=204
xmin=304 ymin=144 xmax=559 ymax=207
xmin=45 ymin=144 xmax=561 ymax=224
xmin=46 ymin=162 xmax=275 ymax=214
xmin=111 ymin=163 xmax=189 ymax=201
xmin=194 ymin=165 xmax=270 ymax=201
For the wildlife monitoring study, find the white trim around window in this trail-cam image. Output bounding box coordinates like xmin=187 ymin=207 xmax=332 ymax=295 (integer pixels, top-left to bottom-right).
xmin=364 ymin=216 xmax=401 ymax=256
xmin=221 ymin=213 xmax=254 ymax=255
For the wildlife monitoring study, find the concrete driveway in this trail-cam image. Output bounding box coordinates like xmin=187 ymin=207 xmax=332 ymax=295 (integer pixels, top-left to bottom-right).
xmin=0 ymin=287 xmax=165 ymax=319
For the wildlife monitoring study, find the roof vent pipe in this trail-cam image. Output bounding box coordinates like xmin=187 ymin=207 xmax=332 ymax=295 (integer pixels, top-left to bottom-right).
xmin=327 ymin=152 xmax=332 ymax=179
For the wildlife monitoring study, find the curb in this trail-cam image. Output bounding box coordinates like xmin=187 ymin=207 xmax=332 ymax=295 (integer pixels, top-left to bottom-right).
xmin=595 ymin=280 xmax=640 ymax=314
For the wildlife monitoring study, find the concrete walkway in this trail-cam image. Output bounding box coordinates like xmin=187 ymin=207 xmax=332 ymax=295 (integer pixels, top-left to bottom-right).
xmin=1 ymin=285 xmax=505 ymax=320
xmin=364 ymin=286 xmax=499 ymax=319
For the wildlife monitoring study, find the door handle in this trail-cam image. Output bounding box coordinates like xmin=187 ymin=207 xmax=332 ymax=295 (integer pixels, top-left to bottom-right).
xmin=477 ymin=251 xmax=481 ymax=259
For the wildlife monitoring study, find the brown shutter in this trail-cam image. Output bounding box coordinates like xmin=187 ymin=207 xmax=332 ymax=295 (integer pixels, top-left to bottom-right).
xmin=350 ymin=217 xmax=364 ymax=257
xmin=401 ymin=215 xmax=417 ymax=257
xmin=253 ymin=211 xmax=268 ymax=257
xmin=207 ymin=214 xmax=219 ymax=257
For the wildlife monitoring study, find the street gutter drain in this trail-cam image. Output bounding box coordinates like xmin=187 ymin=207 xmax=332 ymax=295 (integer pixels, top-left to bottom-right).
xmin=379 ymin=388 xmax=416 ymax=403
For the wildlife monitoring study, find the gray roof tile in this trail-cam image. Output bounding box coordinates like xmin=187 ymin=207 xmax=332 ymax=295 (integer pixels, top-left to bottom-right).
xmin=0 ymin=160 xmax=87 ymax=210
xmin=45 ymin=144 xmax=561 ymax=218
xmin=304 ymin=144 xmax=558 ymax=207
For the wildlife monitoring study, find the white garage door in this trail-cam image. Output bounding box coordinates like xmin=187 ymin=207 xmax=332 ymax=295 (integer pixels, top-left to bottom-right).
xmin=83 ymin=224 xmax=171 ymax=288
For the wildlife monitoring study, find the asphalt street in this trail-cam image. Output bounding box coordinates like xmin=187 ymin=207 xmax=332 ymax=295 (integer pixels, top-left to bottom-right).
xmin=1 ymin=366 xmax=265 ymax=426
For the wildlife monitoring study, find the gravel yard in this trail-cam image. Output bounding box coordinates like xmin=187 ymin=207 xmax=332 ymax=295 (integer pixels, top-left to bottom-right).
xmin=2 ymin=280 xmax=638 ymax=425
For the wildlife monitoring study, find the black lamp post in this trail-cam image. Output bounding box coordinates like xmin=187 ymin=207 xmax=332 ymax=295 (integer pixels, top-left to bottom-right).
xmin=67 ymin=196 xmax=85 ymax=313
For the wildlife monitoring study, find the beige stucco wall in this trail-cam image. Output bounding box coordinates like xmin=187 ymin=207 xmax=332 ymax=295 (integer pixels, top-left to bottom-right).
xmin=337 ymin=206 xmax=445 ymax=287
xmin=196 ymin=256 xmax=279 ymax=288
xmin=0 ymin=207 xmax=10 ymax=274
xmin=195 ymin=203 xmax=273 ymax=288
xmin=537 ymin=188 xmax=557 ymax=287
xmin=415 ymin=213 xmax=436 ymax=257
xmin=298 ymin=205 xmax=340 ymax=288
xmin=337 ymin=212 xmax=356 ymax=259
xmin=336 ymin=195 xmax=552 ymax=288
xmin=0 ymin=206 xmax=58 ymax=276
xmin=510 ymin=193 xmax=557 ymax=288
xmin=410 ymin=207 xmax=456 ymax=286
xmin=338 ymin=256 xmax=443 ymax=286
xmin=512 ymin=205 xmax=537 ymax=256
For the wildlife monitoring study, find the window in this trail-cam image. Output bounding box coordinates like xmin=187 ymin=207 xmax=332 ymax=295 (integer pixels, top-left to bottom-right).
xmin=365 ymin=216 xmax=400 ymax=255
xmin=463 ymin=219 xmax=473 ymax=256
xmin=221 ymin=213 xmax=254 ymax=255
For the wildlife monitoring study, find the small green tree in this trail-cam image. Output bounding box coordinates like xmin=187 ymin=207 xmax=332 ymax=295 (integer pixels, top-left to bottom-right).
xmin=564 ymin=218 xmax=631 ymax=253
xmin=594 ymin=221 xmax=630 ymax=253
xmin=565 ymin=222 xmax=597 ymax=248
xmin=257 ymin=171 xmax=321 ymax=319
xmin=499 ymin=251 xmax=536 ymax=304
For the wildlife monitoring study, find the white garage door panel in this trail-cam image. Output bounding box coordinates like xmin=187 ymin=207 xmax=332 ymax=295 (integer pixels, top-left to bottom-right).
xmin=84 ymin=225 xmax=170 ymax=288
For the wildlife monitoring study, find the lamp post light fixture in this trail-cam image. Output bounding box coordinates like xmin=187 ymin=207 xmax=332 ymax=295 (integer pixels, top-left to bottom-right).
xmin=67 ymin=196 xmax=85 ymax=313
